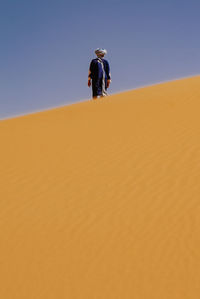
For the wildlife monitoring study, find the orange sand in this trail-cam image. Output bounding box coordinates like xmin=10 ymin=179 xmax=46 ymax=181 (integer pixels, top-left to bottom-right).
xmin=1 ymin=76 xmax=200 ymax=298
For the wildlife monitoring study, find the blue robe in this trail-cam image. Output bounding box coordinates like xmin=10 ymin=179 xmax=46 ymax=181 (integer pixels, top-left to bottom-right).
xmin=89 ymin=58 xmax=111 ymax=97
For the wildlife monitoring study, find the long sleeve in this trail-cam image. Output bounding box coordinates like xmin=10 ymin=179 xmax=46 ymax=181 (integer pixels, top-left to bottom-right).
xmin=88 ymin=60 xmax=95 ymax=79
xmin=104 ymin=60 xmax=111 ymax=80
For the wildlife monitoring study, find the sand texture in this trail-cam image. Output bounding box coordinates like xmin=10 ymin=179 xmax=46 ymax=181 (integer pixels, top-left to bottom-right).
xmin=1 ymin=76 xmax=200 ymax=298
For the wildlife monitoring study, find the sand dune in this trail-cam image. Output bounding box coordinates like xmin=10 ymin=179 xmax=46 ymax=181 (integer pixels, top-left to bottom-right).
xmin=1 ymin=76 xmax=200 ymax=298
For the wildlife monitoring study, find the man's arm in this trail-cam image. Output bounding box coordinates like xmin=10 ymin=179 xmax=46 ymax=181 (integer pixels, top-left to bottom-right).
xmin=88 ymin=60 xmax=94 ymax=87
xmin=88 ymin=70 xmax=92 ymax=87
xmin=105 ymin=61 xmax=111 ymax=88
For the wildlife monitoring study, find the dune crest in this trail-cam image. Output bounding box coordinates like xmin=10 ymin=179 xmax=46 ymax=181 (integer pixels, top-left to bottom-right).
xmin=1 ymin=76 xmax=200 ymax=298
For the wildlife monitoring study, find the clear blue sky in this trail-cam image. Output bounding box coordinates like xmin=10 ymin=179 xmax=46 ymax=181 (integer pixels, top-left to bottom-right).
xmin=0 ymin=0 xmax=199 ymax=119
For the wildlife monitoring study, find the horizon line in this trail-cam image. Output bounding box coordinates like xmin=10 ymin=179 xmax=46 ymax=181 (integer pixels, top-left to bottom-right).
xmin=1 ymin=73 xmax=199 ymax=122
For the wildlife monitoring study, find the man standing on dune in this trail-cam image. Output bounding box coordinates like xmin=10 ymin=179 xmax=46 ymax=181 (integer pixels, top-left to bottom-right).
xmin=88 ymin=48 xmax=111 ymax=99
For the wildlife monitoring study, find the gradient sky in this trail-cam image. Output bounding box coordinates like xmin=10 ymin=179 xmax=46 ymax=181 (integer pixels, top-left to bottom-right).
xmin=0 ymin=0 xmax=200 ymax=119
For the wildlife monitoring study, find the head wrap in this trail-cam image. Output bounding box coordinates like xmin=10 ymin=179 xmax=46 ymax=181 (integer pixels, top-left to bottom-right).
xmin=95 ymin=48 xmax=107 ymax=57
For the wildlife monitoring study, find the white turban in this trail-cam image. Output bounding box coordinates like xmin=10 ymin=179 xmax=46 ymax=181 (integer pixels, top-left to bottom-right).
xmin=95 ymin=48 xmax=107 ymax=56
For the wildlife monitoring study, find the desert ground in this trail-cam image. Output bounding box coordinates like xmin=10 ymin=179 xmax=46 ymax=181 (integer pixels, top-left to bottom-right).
xmin=0 ymin=76 xmax=200 ymax=298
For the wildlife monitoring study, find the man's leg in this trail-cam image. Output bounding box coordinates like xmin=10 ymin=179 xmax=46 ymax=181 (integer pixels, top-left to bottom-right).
xmin=92 ymin=84 xmax=98 ymax=100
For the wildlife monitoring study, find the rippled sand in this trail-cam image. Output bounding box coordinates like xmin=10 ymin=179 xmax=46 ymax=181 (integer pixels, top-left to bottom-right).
xmin=1 ymin=76 xmax=200 ymax=298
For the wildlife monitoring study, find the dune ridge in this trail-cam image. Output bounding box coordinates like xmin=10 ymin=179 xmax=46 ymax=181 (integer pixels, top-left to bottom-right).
xmin=1 ymin=75 xmax=200 ymax=298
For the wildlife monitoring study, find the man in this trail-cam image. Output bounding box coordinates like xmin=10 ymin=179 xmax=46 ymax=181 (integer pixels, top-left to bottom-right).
xmin=88 ymin=48 xmax=111 ymax=99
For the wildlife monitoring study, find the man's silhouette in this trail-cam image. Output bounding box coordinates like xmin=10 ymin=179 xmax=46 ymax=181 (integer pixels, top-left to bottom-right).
xmin=88 ymin=48 xmax=111 ymax=99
